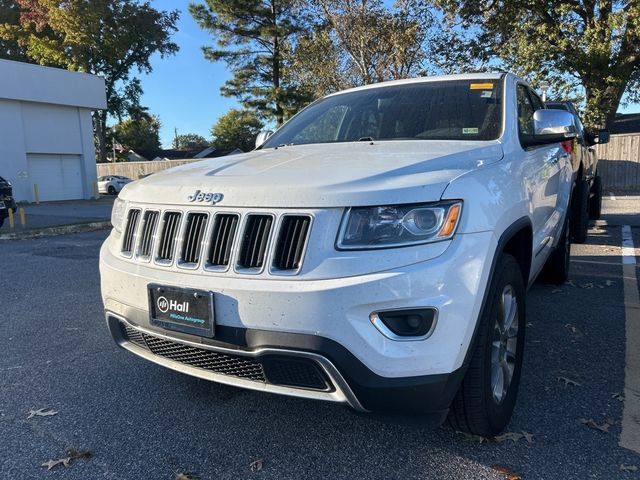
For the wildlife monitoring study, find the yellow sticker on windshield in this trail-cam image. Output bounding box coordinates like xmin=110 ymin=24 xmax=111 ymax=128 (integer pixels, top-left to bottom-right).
xmin=470 ymin=83 xmax=494 ymax=90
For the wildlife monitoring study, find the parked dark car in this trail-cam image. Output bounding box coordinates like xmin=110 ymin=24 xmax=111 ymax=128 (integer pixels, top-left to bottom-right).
xmin=545 ymin=101 xmax=610 ymax=243
xmin=0 ymin=176 xmax=17 ymax=228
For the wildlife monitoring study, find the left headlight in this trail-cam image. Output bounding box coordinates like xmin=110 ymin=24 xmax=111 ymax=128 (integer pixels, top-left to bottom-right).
xmin=111 ymin=197 xmax=127 ymax=233
xmin=336 ymin=201 xmax=462 ymax=250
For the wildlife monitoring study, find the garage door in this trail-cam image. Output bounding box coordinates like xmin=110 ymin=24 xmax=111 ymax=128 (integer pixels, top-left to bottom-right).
xmin=27 ymin=154 xmax=84 ymax=201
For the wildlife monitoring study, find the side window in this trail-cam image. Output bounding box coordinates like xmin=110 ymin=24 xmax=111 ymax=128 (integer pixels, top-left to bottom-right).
xmin=529 ymin=90 xmax=544 ymax=111
xmin=516 ymin=85 xmax=535 ymax=139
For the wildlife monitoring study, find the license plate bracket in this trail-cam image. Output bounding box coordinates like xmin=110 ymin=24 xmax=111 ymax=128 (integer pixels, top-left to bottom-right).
xmin=148 ymin=284 xmax=215 ymax=337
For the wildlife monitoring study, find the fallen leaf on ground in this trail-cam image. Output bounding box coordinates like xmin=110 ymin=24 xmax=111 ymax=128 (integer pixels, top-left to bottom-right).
xmin=41 ymin=449 xmax=91 ymax=471
xmin=605 ymin=280 xmax=615 ymax=287
xmin=557 ymin=376 xmax=581 ymax=387
xmin=552 ymin=289 xmax=562 ymax=294
xmin=492 ymin=465 xmax=522 ymax=479
xmin=564 ymin=324 xmax=578 ymax=334
xmin=249 ymin=459 xmax=263 ymax=472
xmin=621 ymin=464 xmax=638 ymax=472
xmin=565 ymin=280 xmax=575 ymax=286
xmin=456 ymin=431 xmax=488 ymax=443
xmin=612 ymin=392 xmax=625 ymax=402
xmin=175 ymin=473 xmax=200 ymax=480
xmin=581 ymin=418 xmax=611 ymax=433
xmin=580 ymin=282 xmax=594 ymax=289
xmin=27 ymin=408 xmax=57 ymax=419
xmin=494 ymin=431 xmax=534 ymax=443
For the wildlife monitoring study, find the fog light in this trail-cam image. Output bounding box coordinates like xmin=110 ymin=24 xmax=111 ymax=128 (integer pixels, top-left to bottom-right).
xmin=370 ymin=308 xmax=437 ymax=340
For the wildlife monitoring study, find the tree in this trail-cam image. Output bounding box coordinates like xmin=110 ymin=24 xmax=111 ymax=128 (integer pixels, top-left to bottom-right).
xmin=433 ymin=0 xmax=640 ymax=128
xmin=0 ymin=0 xmax=30 ymax=61
xmin=0 ymin=0 xmax=179 ymax=161
xmin=112 ymin=115 xmax=161 ymax=153
xmin=172 ymin=133 xmax=210 ymax=150
xmin=189 ymin=0 xmax=311 ymax=126
xmin=211 ymin=109 xmax=263 ymax=152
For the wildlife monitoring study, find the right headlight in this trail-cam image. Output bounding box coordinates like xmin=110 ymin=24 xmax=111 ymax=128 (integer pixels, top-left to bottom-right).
xmin=336 ymin=201 xmax=462 ymax=250
xmin=110 ymin=197 xmax=127 ymax=233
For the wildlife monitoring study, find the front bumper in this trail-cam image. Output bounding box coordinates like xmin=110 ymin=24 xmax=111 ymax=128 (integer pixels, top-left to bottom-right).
xmin=101 ymin=228 xmax=496 ymax=414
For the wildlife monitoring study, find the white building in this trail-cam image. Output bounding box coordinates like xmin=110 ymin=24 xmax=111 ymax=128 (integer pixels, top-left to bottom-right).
xmin=0 ymin=59 xmax=106 ymax=202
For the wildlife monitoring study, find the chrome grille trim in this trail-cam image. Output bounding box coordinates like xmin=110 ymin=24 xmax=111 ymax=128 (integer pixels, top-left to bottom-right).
xmin=119 ymin=207 xmax=311 ymax=276
xmin=135 ymin=210 xmax=159 ymax=261
xmin=205 ymin=213 xmax=240 ymax=272
xmin=178 ymin=212 xmax=208 ymax=268
xmin=272 ymin=215 xmax=312 ymax=273
xmin=237 ymin=214 xmax=274 ymax=272
xmin=121 ymin=209 xmax=141 ymax=257
xmin=155 ymin=211 xmax=182 ymax=264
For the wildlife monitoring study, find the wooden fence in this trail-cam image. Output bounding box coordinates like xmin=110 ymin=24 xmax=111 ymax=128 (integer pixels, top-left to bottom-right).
xmin=96 ymin=159 xmax=198 ymax=179
xmin=96 ymin=135 xmax=640 ymax=191
xmin=594 ymin=133 xmax=640 ymax=191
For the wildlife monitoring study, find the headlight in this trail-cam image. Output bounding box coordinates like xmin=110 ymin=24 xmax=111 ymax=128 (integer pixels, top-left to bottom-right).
xmin=336 ymin=201 xmax=462 ymax=250
xmin=111 ymin=197 xmax=127 ymax=233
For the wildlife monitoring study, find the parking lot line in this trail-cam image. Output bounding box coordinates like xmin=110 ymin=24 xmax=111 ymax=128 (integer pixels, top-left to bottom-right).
xmin=620 ymin=224 xmax=640 ymax=454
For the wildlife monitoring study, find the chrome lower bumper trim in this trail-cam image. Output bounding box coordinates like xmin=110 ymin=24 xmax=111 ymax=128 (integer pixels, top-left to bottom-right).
xmin=107 ymin=312 xmax=368 ymax=412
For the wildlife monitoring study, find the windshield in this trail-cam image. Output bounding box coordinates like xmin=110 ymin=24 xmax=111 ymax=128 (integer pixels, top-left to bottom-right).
xmin=263 ymin=79 xmax=503 ymax=148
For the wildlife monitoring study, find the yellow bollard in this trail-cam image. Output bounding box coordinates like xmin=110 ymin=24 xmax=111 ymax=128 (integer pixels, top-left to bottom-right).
xmin=19 ymin=207 xmax=26 ymax=227
xmin=33 ymin=184 xmax=40 ymax=204
xmin=8 ymin=208 xmax=14 ymax=229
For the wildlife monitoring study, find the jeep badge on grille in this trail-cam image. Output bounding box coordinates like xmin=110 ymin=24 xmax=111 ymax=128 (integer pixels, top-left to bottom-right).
xmin=188 ymin=190 xmax=223 ymax=204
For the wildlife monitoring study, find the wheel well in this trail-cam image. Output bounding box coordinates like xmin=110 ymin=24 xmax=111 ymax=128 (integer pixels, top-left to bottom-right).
xmin=502 ymin=226 xmax=532 ymax=285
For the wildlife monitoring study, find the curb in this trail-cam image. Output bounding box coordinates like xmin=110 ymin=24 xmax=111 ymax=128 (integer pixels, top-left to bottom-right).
xmin=0 ymin=221 xmax=111 ymax=240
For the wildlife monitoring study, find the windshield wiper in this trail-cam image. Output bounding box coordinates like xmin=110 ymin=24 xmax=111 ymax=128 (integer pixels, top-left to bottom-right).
xmin=358 ymin=136 xmax=375 ymax=142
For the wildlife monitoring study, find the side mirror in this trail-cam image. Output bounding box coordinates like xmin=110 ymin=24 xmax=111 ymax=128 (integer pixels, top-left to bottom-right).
xmin=595 ymin=129 xmax=610 ymax=145
xmin=255 ymin=130 xmax=274 ymax=148
xmin=532 ymin=109 xmax=577 ymax=144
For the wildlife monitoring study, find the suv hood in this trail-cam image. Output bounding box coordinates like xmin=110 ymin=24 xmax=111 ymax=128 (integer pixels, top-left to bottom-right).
xmin=122 ymin=141 xmax=503 ymax=208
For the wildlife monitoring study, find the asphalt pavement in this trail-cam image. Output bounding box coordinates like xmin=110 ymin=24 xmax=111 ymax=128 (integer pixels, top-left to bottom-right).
xmin=1 ymin=196 xmax=639 ymax=479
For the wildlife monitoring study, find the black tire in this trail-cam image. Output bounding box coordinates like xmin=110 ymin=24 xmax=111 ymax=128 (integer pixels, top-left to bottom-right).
xmin=571 ymin=178 xmax=589 ymax=244
xmin=539 ymin=213 xmax=571 ymax=285
xmin=0 ymin=216 xmax=4 ymax=228
xmin=589 ymin=175 xmax=602 ymax=220
xmin=447 ymin=254 xmax=526 ymax=437
xmin=108 ymin=185 xmax=116 ymax=195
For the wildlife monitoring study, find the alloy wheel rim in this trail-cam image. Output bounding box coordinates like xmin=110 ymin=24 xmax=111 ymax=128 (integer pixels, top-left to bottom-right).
xmin=490 ymin=285 xmax=519 ymax=404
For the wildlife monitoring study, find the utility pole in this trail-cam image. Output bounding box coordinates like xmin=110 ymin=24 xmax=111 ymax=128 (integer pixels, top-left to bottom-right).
xmin=174 ymin=127 xmax=178 ymax=148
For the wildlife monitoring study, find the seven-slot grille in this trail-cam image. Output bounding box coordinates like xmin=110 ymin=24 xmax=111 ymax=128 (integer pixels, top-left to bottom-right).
xmin=180 ymin=213 xmax=208 ymax=265
xmin=120 ymin=208 xmax=311 ymax=274
xmin=121 ymin=209 xmax=140 ymax=255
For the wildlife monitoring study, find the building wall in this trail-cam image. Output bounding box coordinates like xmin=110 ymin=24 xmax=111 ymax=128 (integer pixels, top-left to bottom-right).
xmin=0 ymin=98 xmax=98 ymax=202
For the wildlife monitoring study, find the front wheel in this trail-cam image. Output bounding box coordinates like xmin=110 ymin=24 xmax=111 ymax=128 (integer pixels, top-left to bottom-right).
xmin=447 ymin=254 xmax=526 ymax=437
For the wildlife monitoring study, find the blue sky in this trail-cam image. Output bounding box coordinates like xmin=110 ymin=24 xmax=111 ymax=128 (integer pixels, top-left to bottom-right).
xmin=139 ymin=1 xmax=639 ymax=148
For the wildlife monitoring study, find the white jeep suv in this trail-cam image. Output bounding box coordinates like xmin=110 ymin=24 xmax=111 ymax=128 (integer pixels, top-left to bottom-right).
xmin=100 ymin=73 xmax=577 ymax=436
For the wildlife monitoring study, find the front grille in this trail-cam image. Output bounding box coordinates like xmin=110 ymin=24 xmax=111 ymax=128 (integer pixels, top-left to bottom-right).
xmin=137 ymin=211 xmax=159 ymax=259
xmin=207 ymin=214 xmax=239 ymax=267
xmin=238 ymin=215 xmax=273 ymax=269
xmin=273 ymin=216 xmax=311 ymax=270
xmin=157 ymin=212 xmax=182 ymax=261
xmin=119 ymin=322 xmax=332 ymax=391
xmin=119 ymin=207 xmax=312 ymax=275
xmin=180 ymin=213 xmax=208 ymax=265
xmin=121 ymin=209 xmax=140 ymax=255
